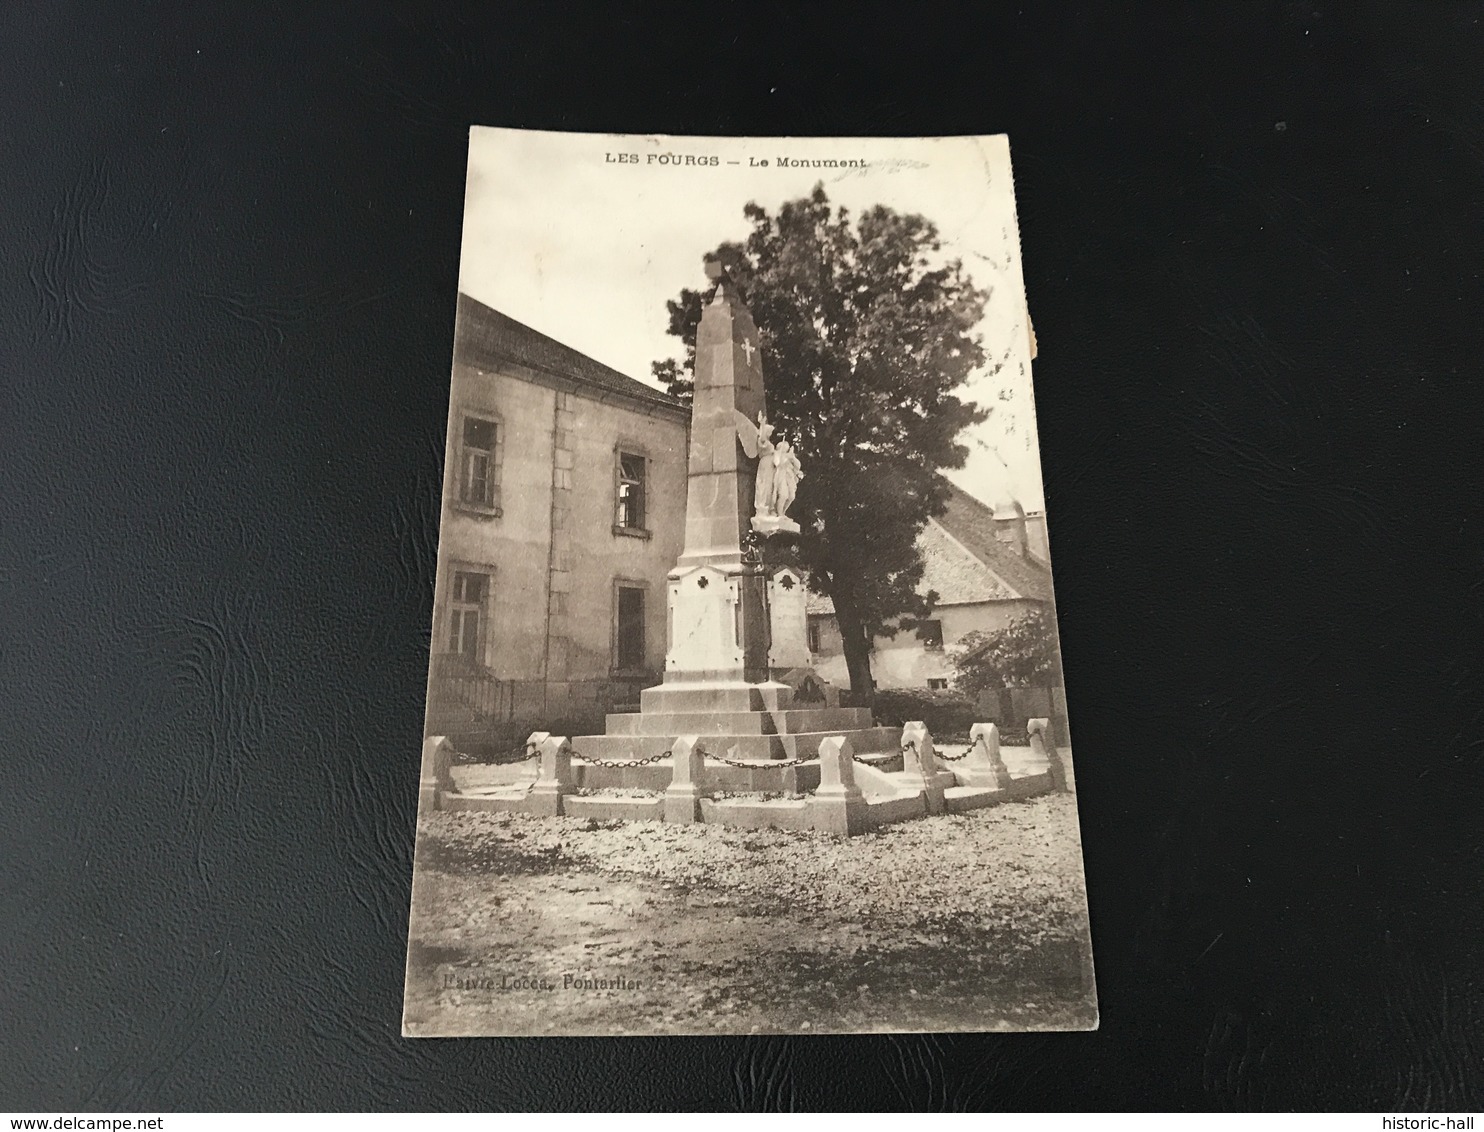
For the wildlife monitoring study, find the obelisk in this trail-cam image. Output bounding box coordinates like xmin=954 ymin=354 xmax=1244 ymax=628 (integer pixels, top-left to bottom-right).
xmin=677 ymin=260 xmax=765 ymax=570
xmin=654 ymin=260 xmax=777 ymax=697
xmin=573 ymin=264 xmax=898 ymax=758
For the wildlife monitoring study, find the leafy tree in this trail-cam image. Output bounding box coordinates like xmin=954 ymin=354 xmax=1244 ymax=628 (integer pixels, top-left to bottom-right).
xmin=952 ymin=607 xmax=1064 ymax=694
xmin=653 ymin=186 xmax=990 ymax=696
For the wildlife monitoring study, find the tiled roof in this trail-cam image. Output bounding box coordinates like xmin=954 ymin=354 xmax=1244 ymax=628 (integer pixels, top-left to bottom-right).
xmin=936 ymin=481 xmax=1055 ymax=602
xmin=918 ymin=519 xmax=1020 ymax=603
xmin=453 ymin=292 xmax=685 ymax=414
xmin=804 ymin=482 xmax=1055 ymax=615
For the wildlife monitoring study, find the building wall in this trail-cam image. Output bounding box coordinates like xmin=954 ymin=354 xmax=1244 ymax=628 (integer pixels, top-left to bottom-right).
xmin=427 ymin=358 xmax=687 ymax=747
xmin=558 ymin=378 xmax=688 ymax=682
xmin=808 ymin=599 xmax=1045 ymax=690
xmin=436 ymin=365 xmax=556 ymax=677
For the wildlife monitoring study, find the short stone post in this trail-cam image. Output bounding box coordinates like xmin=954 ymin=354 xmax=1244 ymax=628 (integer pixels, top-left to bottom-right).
xmin=900 ymin=720 xmax=947 ymax=814
xmin=1028 ymin=718 xmax=1069 ymax=792
xmin=810 ymin=735 xmax=868 ymax=835
xmin=524 ymin=731 xmax=550 ymax=760
xmin=528 ymin=735 xmax=575 ymax=815
xmin=420 ymin=735 xmax=457 ymax=811
xmin=664 ymin=735 xmax=706 ymax=823
xmin=900 ymin=721 xmax=938 ymax=777
xmin=964 ymin=722 xmax=1014 ymax=790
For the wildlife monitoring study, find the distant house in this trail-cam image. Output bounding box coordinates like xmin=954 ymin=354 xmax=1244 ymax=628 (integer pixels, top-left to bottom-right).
xmin=427 ymin=293 xmax=689 ymax=751
xmin=806 ymin=482 xmax=1055 ymax=690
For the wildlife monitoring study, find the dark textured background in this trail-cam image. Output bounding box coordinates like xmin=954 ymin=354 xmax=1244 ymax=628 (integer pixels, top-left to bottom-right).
xmin=2 ymin=1 xmax=1482 ymax=1112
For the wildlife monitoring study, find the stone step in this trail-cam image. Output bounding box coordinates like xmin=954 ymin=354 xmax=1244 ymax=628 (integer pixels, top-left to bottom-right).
xmin=698 ymin=797 xmax=812 ymax=832
xmin=568 ymin=727 xmax=899 ymax=794
xmin=602 ymin=706 xmax=873 ymax=737
xmin=442 ymin=791 xmax=532 ymax=814
xmin=639 ymin=681 xmax=795 ymax=714
xmin=569 ymin=726 xmax=900 ymax=763
xmin=942 ymin=786 xmax=1004 ymax=814
xmin=863 ymin=793 xmax=929 ymax=825
xmin=574 ymin=761 xmax=818 ymax=793
xmin=562 ymin=795 xmax=665 ymax=822
xmin=851 ymin=759 xmax=915 ymax=798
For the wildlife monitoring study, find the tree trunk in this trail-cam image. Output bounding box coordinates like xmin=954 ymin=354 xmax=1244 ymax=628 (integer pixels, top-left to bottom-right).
xmin=830 ymin=586 xmax=876 ymax=703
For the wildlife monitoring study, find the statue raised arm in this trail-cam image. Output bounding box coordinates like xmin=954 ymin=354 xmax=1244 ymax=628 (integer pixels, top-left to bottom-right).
xmin=735 ymin=410 xmax=778 ymax=517
xmin=736 ymin=409 xmax=801 ymax=536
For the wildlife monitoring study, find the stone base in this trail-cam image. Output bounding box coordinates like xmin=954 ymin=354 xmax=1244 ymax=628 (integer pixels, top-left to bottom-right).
xmin=700 ymin=796 xmax=813 ymax=832
xmin=807 ymin=795 xmax=871 ymax=836
xmin=750 ymin=513 xmax=801 ymax=537
xmin=638 ymin=680 xmax=796 ymax=714
xmin=942 ymin=785 xmax=1006 ymax=814
xmin=664 ymin=786 xmax=704 ymax=824
xmin=570 ymin=749 xmax=896 ymax=794
xmin=525 ymin=784 xmax=571 ymax=817
xmin=563 ymin=795 xmax=666 ymax=823
xmin=442 ymin=788 xmax=549 ymax=815
xmin=435 ymin=760 xmax=1055 ymax=834
xmin=573 ymin=677 xmax=899 ymax=772
xmin=862 ymin=792 xmax=929 ymax=826
xmin=955 ymin=768 xmax=1011 ymax=789
xmin=460 ymin=682 xmax=1067 ymax=833
xmin=571 ymin=726 xmax=900 ymax=764
xmin=605 ymin=705 xmax=873 ymax=736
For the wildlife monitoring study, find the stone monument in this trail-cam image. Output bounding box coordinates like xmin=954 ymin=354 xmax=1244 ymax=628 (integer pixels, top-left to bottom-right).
xmin=570 ymin=260 xmax=899 ymax=765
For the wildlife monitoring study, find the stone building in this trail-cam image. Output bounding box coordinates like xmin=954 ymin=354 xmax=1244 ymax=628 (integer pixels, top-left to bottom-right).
xmin=425 ymin=293 xmax=689 ymax=752
xmin=806 ymin=482 xmax=1055 ymax=691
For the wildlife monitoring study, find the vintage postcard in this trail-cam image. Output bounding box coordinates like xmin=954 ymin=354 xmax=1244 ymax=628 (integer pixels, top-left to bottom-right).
xmin=402 ymin=128 xmax=1096 ymax=1036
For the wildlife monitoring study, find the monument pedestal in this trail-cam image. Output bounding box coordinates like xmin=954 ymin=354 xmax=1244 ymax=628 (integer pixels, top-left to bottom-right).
xmin=751 ymin=514 xmax=800 ymax=537
xmin=571 ymin=687 xmax=900 ymax=764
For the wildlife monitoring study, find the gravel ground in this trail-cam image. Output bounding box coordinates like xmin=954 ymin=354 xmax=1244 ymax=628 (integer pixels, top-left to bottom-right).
xmin=403 ymin=794 xmax=1097 ymax=1036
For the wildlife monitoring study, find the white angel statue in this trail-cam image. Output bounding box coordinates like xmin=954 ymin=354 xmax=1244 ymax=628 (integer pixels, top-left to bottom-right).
xmin=735 ymin=410 xmax=803 ymax=534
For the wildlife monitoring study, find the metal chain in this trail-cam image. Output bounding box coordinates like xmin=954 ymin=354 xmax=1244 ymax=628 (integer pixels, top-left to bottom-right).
xmin=710 ymin=754 xmax=813 ymax=770
xmin=518 ymin=729 xmax=1026 ymax=776
xmin=450 ymin=743 xmax=536 ymax=768
xmin=559 ymin=744 xmax=816 ymax=771
xmin=536 ymin=735 xmax=1012 ymax=772
xmin=568 ymin=748 xmax=674 ymax=769
xmin=900 ymin=737 xmax=975 ymax=763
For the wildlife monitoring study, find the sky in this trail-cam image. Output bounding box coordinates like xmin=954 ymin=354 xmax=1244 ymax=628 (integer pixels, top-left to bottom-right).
xmin=457 ymin=128 xmax=1046 ymax=513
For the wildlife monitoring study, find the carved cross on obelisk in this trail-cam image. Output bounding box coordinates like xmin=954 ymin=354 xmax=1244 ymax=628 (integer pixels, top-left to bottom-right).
xmin=663 ymin=259 xmax=773 ymax=683
xmin=676 ymin=259 xmax=767 ymax=570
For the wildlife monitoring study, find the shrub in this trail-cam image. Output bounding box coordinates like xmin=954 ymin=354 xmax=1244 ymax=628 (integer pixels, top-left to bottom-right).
xmin=953 ymin=607 xmax=1063 ymax=694
xmin=872 ymin=687 xmax=977 ymax=738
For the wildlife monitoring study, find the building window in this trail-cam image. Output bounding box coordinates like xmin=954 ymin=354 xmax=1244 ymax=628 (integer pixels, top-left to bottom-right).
xmin=448 ymin=570 xmax=489 ymax=665
xmin=615 ymin=585 xmax=646 ymax=670
xmin=919 ymin=619 xmax=944 ymax=650
xmin=616 ymin=452 xmax=646 ymax=531
xmin=459 ymin=415 xmax=502 ymax=510
xmin=927 ymin=677 xmax=949 ymax=691
xmin=807 ymin=618 xmax=823 ymax=654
